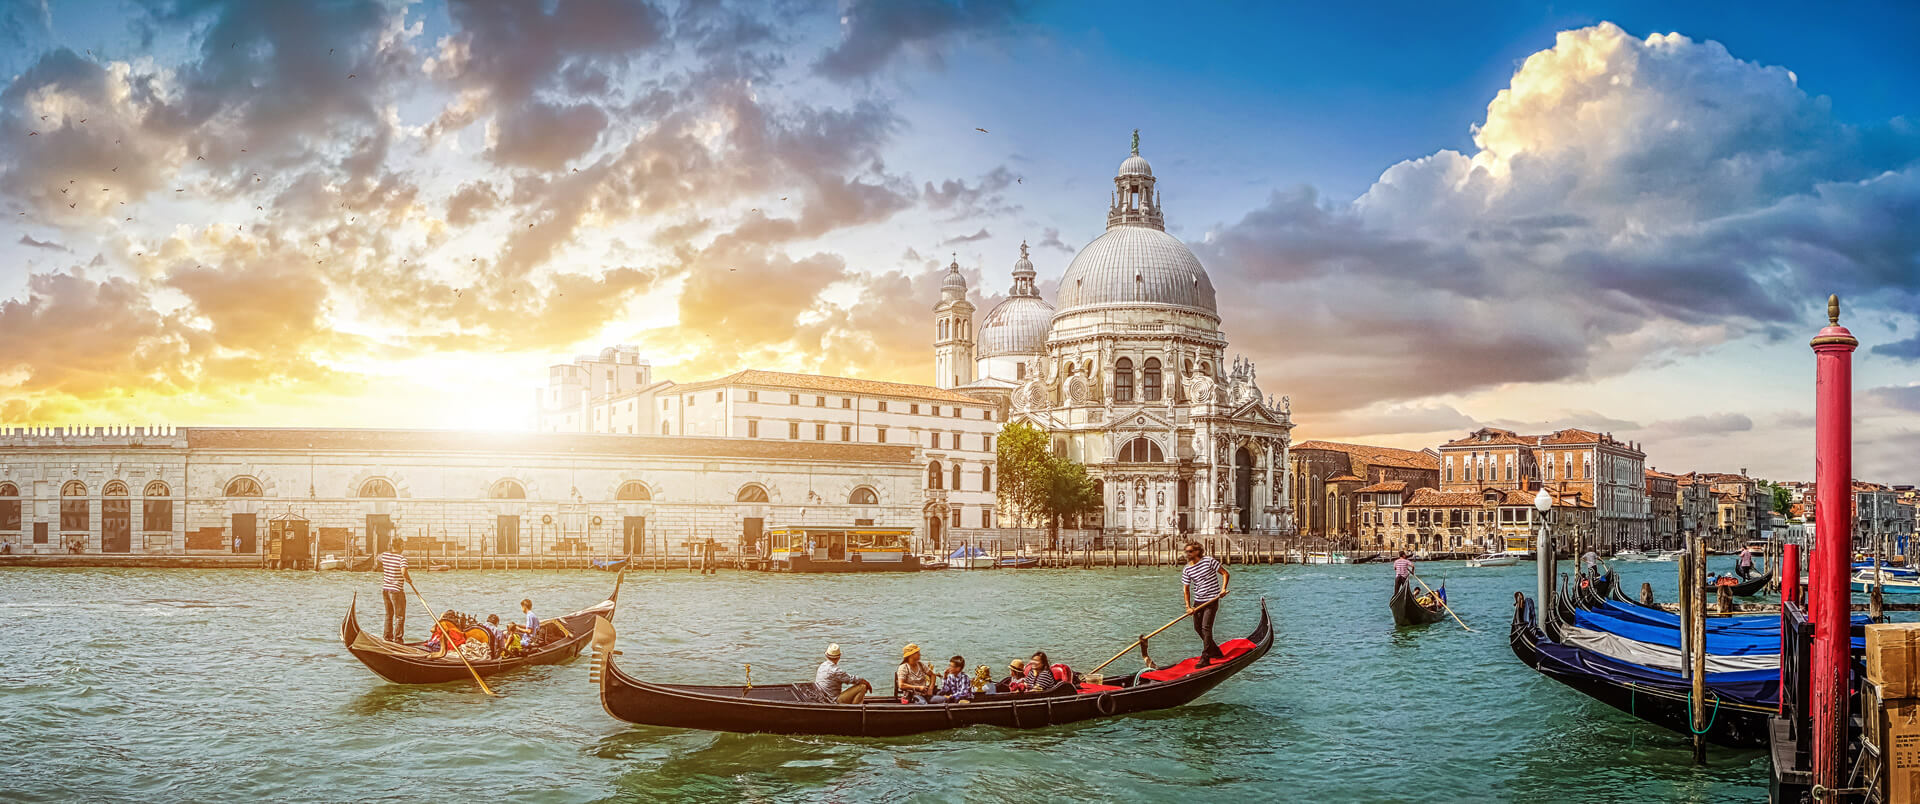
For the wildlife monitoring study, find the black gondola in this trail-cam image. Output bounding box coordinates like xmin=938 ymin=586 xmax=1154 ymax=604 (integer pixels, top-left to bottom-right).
xmin=1389 ymin=581 xmax=1447 ymax=626
xmin=341 ymin=569 xmax=624 ymax=684
xmin=588 ymin=600 xmax=1274 ymax=737
xmin=1508 ymin=594 xmax=1775 ymax=748
xmin=1710 ymin=570 xmax=1771 ymax=597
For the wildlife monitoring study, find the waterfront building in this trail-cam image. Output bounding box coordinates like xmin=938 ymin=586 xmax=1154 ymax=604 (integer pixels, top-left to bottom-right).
xmin=1644 ymin=469 xmax=1680 ymax=549
xmin=1435 ymin=427 xmax=1649 ymax=549
xmin=1356 ymin=484 xmax=1594 ymax=554
xmin=936 ymin=133 xmax=1298 ymax=536
xmin=0 ymin=426 xmax=922 ymax=558
xmin=1288 ymin=441 xmax=1439 ymax=541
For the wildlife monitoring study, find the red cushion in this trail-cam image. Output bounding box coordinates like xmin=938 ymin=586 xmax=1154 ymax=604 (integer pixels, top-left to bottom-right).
xmin=1138 ymin=638 xmax=1257 ymax=682
xmin=1077 ymin=683 xmax=1123 ymax=693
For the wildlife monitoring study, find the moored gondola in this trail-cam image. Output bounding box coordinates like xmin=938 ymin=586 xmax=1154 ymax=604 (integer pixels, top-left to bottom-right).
xmin=341 ymin=568 xmax=625 ymax=684
xmin=589 ymin=600 xmax=1273 ymax=737
xmin=1509 ymin=593 xmax=1775 ymax=748
xmin=1389 ymin=581 xmax=1447 ymax=626
xmin=1710 ymin=570 xmax=1771 ymax=597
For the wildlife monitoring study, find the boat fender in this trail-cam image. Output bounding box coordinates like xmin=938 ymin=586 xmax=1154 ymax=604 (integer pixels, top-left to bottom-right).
xmin=1096 ymin=692 xmax=1117 ymax=716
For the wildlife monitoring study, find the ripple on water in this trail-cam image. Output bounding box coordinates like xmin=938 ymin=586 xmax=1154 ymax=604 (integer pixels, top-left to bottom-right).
xmin=0 ymin=561 xmax=1769 ymax=801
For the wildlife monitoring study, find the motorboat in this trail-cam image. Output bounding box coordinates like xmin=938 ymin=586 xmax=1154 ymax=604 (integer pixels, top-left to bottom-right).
xmin=1851 ymin=568 xmax=1920 ymax=595
xmin=1467 ymin=553 xmax=1518 ymax=567
xmin=1648 ymin=549 xmax=1685 ymax=562
xmin=318 ymin=554 xmax=348 ymax=571
xmin=946 ymin=545 xmax=998 ymax=569
xmin=1611 ymin=549 xmax=1649 ymax=562
xmin=1304 ymin=551 xmax=1352 ymax=565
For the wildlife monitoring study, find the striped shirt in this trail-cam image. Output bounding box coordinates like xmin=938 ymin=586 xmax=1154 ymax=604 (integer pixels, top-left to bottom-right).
xmin=1182 ymin=556 xmax=1224 ymax=604
xmin=1394 ymin=557 xmax=1414 ymax=578
xmin=378 ymin=552 xmax=407 ymax=591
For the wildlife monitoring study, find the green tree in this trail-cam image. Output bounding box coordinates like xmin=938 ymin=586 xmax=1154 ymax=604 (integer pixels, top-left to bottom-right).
xmin=1773 ymin=484 xmax=1794 ymax=518
xmin=995 ymin=421 xmax=1053 ymax=529
xmin=1040 ymin=456 xmax=1100 ymax=539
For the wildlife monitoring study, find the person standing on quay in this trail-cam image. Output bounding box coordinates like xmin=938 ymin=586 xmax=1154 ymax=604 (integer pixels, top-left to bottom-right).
xmin=378 ymin=540 xmax=409 ymax=642
xmin=1182 ymin=541 xmax=1229 ymax=667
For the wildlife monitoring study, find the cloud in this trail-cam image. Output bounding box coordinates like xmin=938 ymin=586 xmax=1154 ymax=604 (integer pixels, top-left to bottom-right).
xmin=1873 ymin=333 xmax=1920 ymax=361
xmin=444 ymin=180 xmax=501 ymax=227
xmin=1627 ymin=412 xmax=1755 ymax=443
xmin=1034 ymin=226 xmax=1072 ymax=253
xmin=1197 ymin=22 xmax=1920 ymax=424
xmin=814 ymin=0 xmax=1023 ymax=81
xmin=17 ymin=234 xmax=66 ymax=251
xmin=922 ymin=166 xmax=1017 ymax=220
xmin=939 ymin=227 xmax=991 ymax=246
xmin=1866 ymin=384 xmax=1920 ymax=414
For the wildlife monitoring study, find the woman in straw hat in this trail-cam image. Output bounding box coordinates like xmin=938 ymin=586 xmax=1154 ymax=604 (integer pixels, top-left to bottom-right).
xmin=895 ymin=643 xmax=937 ymax=703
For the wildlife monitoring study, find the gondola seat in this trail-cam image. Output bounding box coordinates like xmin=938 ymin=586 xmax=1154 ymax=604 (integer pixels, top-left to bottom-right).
xmin=1140 ymin=638 xmax=1257 ymax=682
xmin=1076 ymin=683 xmax=1124 ymax=693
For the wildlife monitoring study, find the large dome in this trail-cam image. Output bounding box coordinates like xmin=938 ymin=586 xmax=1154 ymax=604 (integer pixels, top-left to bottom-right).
xmin=1054 ymin=226 xmax=1217 ymax=319
xmin=978 ymin=295 xmax=1055 ymax=357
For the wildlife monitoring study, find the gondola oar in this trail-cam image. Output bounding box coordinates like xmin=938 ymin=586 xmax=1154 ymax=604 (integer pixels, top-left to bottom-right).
xmin=405 ymin=577 xmax=499 ymax=697
xmin=1084 ymin=590 xmax=1230 ymax=677
xmin=1411 ymin=574 xmax=1472 ymax=632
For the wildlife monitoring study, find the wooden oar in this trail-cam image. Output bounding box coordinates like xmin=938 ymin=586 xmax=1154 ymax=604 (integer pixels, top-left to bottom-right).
xmin=406 ymin=577 xmax=499 ymax=697
xmin=1084 ymin=590 xmax=1230 ymax=677
xmin=1411 ymin=574 xmax=1473 ymax=632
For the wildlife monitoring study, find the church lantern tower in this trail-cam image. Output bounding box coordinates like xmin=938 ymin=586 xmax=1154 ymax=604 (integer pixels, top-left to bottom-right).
xmin=933 ymin=255 xmax=976 ymax=389
xmin=1107 ymin=129 xmax=1164 ymax=230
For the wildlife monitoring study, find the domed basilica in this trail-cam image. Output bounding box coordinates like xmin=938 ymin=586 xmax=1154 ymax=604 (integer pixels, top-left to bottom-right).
xmin=934 ymin=133 xmax=1296 ymax=536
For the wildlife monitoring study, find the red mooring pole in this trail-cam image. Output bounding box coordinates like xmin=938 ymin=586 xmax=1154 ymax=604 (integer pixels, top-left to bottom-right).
xmin=1780 ymin=542 xmax=1799 ymax=713
xmin=1810 ymin=294 xmax=1857 ymax=790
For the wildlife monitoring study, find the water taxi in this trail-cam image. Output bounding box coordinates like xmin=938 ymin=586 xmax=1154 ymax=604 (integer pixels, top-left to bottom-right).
xmin=764 ymin=526 xmax=921 ymax=572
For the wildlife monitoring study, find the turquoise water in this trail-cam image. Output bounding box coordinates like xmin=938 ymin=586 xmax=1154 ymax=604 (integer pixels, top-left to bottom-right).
xmin=0 ymin=560 xmax=1771 ymax=802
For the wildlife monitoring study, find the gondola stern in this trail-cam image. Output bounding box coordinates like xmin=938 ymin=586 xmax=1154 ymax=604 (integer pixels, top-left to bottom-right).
xmin=589 ymin=613 xmax=626 ymax=718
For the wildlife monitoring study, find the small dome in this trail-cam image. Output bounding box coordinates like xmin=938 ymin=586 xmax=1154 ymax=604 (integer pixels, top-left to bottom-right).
xmin=978 ymin=295 xmax=1055 ymax=358
xmin=1118 ymin=154 xmax=1152 ymax=177
xmin=1055 ymin=226 xmax=1216 ymax=318
xmin=942 ymin=269 xmax=968 ymax=290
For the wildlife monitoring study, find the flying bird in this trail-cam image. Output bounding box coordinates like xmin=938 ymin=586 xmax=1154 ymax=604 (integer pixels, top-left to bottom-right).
xmin=39 ymin=115 xmax=46 ymax=121
xmin=329 ymin=48 xmax=335 ymax=55
xmin=78 ymin=118 xmax=86 ymax=123
xmin=28 ymin=131 xmax=37 ymax=136
xmin=111 ymin=167 xmax=118 ymax=172
xmin=68 ymin=203 xmax=75 ymax=208
xmin=197 ymin=156 xmax=204 ymax=160
xmin=347 ymin=73 xmax=356 ymax=79
xmin=125 ymin=217 xmax=131 ymax=221
xmin=975 ymin=128 xmax=988 ymax=133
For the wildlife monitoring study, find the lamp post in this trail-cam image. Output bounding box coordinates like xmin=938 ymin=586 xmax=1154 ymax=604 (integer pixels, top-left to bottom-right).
xmin=1535 ymin=488 xmax=1553 ymax=625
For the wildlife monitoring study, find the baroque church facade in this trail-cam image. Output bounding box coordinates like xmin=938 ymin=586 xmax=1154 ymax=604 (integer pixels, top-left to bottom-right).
xmin=936 ymin=134 xmax=1297 ymax=536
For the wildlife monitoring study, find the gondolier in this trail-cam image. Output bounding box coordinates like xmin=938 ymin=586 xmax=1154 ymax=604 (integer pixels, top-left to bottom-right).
xmin=1393 ymin=551 xmax=1415 ymax=592
xmin=1181 ymin=541 xmax=1229 ymax=666
xmin=378 ymin=540 xmax=409 ymax=642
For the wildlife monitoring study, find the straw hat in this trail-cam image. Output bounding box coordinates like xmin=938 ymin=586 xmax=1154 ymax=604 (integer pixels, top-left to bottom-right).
xmin=825 ymin=643 xmax=841 ymax=659
xmin=1008 ymin=658 xmax=1025 ymax=671
xmin=901 ymin=642 xmax=921 ymax=659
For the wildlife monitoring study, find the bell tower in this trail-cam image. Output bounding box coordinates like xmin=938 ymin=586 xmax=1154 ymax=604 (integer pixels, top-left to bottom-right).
xmin=933 ymin=255 xmax=975 ymax=389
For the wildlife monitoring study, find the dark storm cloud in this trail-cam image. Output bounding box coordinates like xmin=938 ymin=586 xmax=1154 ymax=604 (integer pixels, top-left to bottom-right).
xmin=17 ymin=234 xmax=66 ymax=251
xmin=813 ymin=0 xmax=1023 ymax=81
xmin=1875 ymin=334 xmax=1920 ymax=361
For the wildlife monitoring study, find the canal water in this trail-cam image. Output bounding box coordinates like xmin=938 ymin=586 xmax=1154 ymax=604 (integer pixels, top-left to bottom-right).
xmin=2 ymin=559 xmax=1769 ymax=802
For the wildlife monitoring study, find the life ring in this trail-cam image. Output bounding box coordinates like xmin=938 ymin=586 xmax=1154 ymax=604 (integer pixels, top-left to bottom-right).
xmin=1095 ymin=692 xmax=1117 ymax=716
xmin=1580 ymin=577 xmax=1591 ymax=589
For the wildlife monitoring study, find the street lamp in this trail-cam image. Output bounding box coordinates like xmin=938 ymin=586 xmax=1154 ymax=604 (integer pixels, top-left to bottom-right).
xmin=1535 ymin=488 xmax=1553 ymax=625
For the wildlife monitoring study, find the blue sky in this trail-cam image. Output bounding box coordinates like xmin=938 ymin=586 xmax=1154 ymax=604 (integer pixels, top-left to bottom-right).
xmin=1 ymin=0 xmax=1916 ymax=481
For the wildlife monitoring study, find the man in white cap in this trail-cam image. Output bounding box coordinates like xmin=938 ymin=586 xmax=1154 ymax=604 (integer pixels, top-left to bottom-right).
xmin=813 ymin=643 xmax=870 ymax=704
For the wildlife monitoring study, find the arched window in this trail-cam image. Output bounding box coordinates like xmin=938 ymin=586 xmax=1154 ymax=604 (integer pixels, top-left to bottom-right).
xmin=1113 ymin=358 xmax=1133 ymax=402
xmin=1118 ymin=437 xmax=1165 ymax=463
xmin=489 ymin=479 xmax=526 ymax=499
xmin=736 ymin=484 xmax=769 ymax=503
xmin=225 ymin=477 xmax=263 ymax=497
xmin=927 ymin=461 xmax=944 ymax=490
xmin=0 ymin=482 xmax=17 ymax=533
xmin=144 ymin=481 xmax=169 ymax=497
xmin=357 ymin=478 xmax=395 ymax=498
xmin=982 ymin=465 xmax=993 ymax=491
xmin=1143 ymin=358 xmax=1162 ymax=401
xmin=951 ymin=463 xmax=962 ymax=490
xmin=1016 ymin=362 xmax=1026 ymax=380
xmin=62 ymin=480 xmax=86 ymax=496
xmin=0 ymin=482 xmax=16 ymax=496
xmin=616 ymin=481 xmax=652 ymax=501
xmin=143 ymin=482 xmax=172 ymax=532
xmin=61 ymin=480 xmax=89 ymax=532
xmin=103 ymin=480 xmax=128 ymax=496
xmin=849 ymin=487 xmax=878 ymax=505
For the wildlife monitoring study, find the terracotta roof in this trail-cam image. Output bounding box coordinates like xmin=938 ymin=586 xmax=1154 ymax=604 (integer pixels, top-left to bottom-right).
xmin=672 ymin=369 xmax=989 ymax=406
xmin=1290 ymin=440 xmax=1440 ymax=471
xmin=1536 ymin=428 xmax=1603 ymax=446
xmin=1404 ymin=486 xmax=1590 ymax=508
xmin=1645 ymin=469 xmax=1677 ymax=480
xmin=184 ymin=428 xmax=919 ymax=463
xmin=1325 ymin=473 xmax=1366 ymax=484
xmin=1441 ymin=428 xmax=1533 ymax=448
xmin=1354 ymin=480 xmax=1407 ymax=494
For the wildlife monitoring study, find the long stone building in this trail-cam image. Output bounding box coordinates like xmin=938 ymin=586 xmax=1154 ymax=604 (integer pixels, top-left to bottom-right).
xmin=0 ymin=426 xmax=922 ymax=558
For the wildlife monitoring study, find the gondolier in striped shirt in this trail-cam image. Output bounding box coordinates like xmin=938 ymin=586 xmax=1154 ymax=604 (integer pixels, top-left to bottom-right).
xmin=1182 ymin=541 xmax=1230 ymax=666
xmin=378 ymin=540 xmax=409 ymax=642
xmin=1393 ymin=551 xmax=1415 ymax=593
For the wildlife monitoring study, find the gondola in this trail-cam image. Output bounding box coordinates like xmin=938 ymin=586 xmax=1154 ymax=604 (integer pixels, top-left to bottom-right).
xmin=1509 ymin=594 xmax=1775 ymax=748
xmin=1709 ymin=570 xmax=1771 ymax=597
xmin=589 ymin=600 xmax=1273 ymax=737
xmin=590 ymin=556 xmax=628 ymax=572
xmin=1389 ymin=581 xmax=1447 ymax=626
xmin=341 ymin=568 xmax=625 ymax=684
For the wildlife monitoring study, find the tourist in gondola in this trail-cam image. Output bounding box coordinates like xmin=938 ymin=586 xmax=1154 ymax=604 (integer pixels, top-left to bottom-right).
xmin=997 ymin=659 xmax=1029 ymax=693
xmin=931 ymin=656 xmax=972 ymax=703
xmin=377 ymin=539 xmax=409 ymax=642
xmin=896 ymin=643 xmax=938 ymax=703
xmin=1024 ymin=651 xmax=1062 ymax=691
xmin=812 ymin=643 xmax=870 ymax=704
xmin=1183 ymin=541 xmax=1230 ymax=665
xmin=507 ymin=598 xmax=540 ymax=649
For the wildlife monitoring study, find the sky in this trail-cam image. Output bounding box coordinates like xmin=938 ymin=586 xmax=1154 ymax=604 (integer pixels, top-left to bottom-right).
xmin=1 ymin=0 xmax=1917 ymax=483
